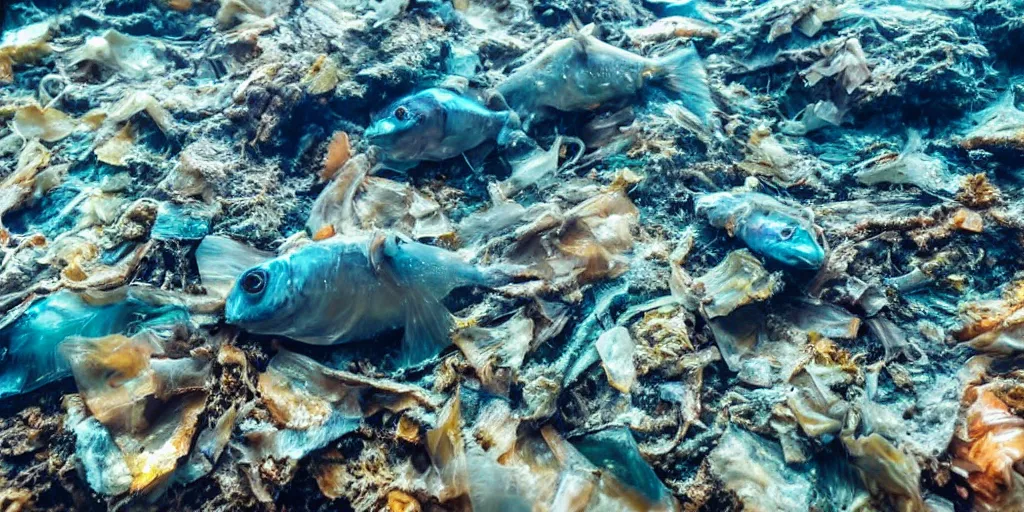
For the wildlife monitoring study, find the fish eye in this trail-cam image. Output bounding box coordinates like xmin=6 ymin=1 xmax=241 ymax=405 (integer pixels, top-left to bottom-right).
xmin=780 ymin=227 xmax=795 ymax=240
xmin=241 ymin=269 xmax=268 ymax=295
xmin=394 ymin=106 xmax=409 ymax=121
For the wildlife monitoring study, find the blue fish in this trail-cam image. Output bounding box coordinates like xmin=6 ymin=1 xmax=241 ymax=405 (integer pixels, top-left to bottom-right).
xmin=365 ymin=88 xmax=521 ymax=171
xmin=223 ymin=232 xmax=513 ymax=365
xmin=697 ymin=192 xmax=826 ymax=270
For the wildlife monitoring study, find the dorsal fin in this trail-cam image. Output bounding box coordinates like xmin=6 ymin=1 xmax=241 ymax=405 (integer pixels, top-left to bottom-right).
xmin=572 ymin=32 xmax=591 ymax=64
xmin=368 ymin=231 xmax=390 ymax=280
xmin=567 ymin=13 xmax=599 ymax=36
xmin=568 ymin=18 xmax=599 ymax=62
xmin=365 ymin=231 xmax=456 ymax=367
xmin=567 ymin=14 xmax=599 ymax=37
xmin=437 ymin=76 xmax=468 ymax=94
xmin=485 ymin=90 xmax=511 ymax=112
xmin=569 ymin=13 xmax=584 ymax=32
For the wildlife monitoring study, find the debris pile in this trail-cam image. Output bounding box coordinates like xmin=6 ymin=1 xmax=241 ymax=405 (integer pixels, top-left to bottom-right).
xmin=1 ymin=0 xmax=1023 ymax=510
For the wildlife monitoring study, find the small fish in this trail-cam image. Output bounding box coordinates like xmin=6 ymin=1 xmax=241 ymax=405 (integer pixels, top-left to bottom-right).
xmin=497 ymin=28 xmax=713 ymax=121
xmin=224 ymin=232 xmax=512 ymax=365
xmin=365 ymin=88 xmax=521 ymax=171
xmin=697 ymin=192 xmax=826 ymax=270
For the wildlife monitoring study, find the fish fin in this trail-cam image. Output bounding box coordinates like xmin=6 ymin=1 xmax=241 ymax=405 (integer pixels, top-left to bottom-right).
xmin=567 ymin=15 xmax=597 ymax=38
xmin=377 ymin=158 xmax=419 ymax=173
xmin=483 ymin=91 xmax=523 ymax=148
xmin=653 ymin=44 xmax=714 ymax=123
xmin=370 ymin=233 xmax=455 ymax=366
xmin=485 ymin=90 xmax=511 ymax=112
xmin=567 ymin=13 xmax=584 ymax=33
xmin=572 ymin=33 xmax=591 ymax=65
xmin=463 ymin=143 xmax=495 ymax=171
xmin=369 ymin=231 xmax=390 ymax=280
xmin=496 ymin=112 xmax=523 ymax=147
xmin=399 ymin=290 xmax=454 ymax=367
xmin=196 ymin=235 xmax=273 ymax=296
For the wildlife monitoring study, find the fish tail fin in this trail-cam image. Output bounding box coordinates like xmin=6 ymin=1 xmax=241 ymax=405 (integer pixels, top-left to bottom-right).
xmin=400 ymin=291 xmax=454 ymax=367
xmin=654 ymin=45 xmax=714 ymax=122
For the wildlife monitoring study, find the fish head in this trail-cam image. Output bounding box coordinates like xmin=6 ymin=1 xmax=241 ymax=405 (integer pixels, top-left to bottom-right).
xmin=743 ymin=211 xmax=826 ymax=270
xmin=224 ymin=258 xmax=299 ymax=332
xmin=365 ymin=93 xmax=445 ymax=158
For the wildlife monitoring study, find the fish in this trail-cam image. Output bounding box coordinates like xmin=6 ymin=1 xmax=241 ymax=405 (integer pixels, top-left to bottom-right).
xmin=696 ymin=192 xmax=826 ymax=270
xmin=497 ymin=28 xmax=713 ymax=122
xmin=738 ymin=209 xmax=826 ymax=269
xmin=0 ymin=291 xmax=188 ymax=399
xmin=223 ymin=232 xmax=513 ymax=365
xmin=364 ymin=88 xmax=522 ymax=171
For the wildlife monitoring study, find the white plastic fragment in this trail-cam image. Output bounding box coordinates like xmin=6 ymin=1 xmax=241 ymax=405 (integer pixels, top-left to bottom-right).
xmin=595 ymin=326 xmax=637 ymax=393
xmin=855 ymin=131 xmax=961 ymax=195
xmin=67 ymin=30 xmax=165 ymax=78
xmin=710 ymin=427 xmax=813 ymax=512
xmin=802 ymin=38 xmax=871 ymax=94
xmin=65 ymin=396 xmax=133 ymax=496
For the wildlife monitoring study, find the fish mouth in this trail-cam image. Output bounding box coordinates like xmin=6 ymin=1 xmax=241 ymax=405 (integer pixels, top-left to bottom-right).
xmin=781 ymin=244 xmax=826 ymax=269
xmin=223 ymin=298 xmax=275 ymax=332
xmin=223 ymin=296 xmax=245 ymax=326
xmin=364 ymin=120 xmax=397 ymax=145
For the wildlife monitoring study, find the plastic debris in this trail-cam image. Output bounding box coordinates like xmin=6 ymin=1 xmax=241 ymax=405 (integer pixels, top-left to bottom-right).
xmin=626 ymin=17 xmax=720 ymax=44
xmin=570 ymin=426 xmax=679 ymax=510
xmin=801 ymin=38 xmax=871 ymax=95
xmin=0 ymin=22 xmax=51 ymax=83
xmin=67 ymin=30 xmax=166 ymax=79
xmin=0 ymin=291 xmax=189 ymax=399
xmin=150 ymin=202 xmax=215 ymax=241
xmin=710 ymin=427 xmax=813 ymax=512
xmin=695 ymin=250 xmax=781 ymax=319
xmin=595 ymin=326 xmax=637 ymax=393
xmin=61 ymin=331 xmax=211 ymax=494
xmin=962 ymin=93 xmax=1024 ymax=153
xmin=12 ymin=105 xmax=77 ymax=142
xmin=855 ymin=131 xmax=962 ymax=195
xmin=0 ymin=0 xmax=1022 ymax=510
xmin=242 ymin=349 xmax=436 ymax=464
xmin=952 ymin=382 xmax=1024 ymax=511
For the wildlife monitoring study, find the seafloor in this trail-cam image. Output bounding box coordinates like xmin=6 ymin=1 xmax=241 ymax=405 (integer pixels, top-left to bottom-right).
xmin=2 ymin=0 xmax=1024 ymax=510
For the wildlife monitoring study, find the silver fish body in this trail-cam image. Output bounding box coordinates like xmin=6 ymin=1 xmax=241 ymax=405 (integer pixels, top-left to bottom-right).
xmin=224 ymin=233 xmax=506 ymax=363
xmin=365 ymin=88 xmax=519 ymax=170
xmin=497 ymin=33 xmax=712 ymax=120
xmin=696 ymin=192 xmax=826 ymax=270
